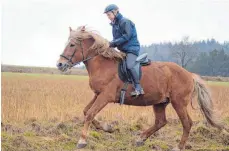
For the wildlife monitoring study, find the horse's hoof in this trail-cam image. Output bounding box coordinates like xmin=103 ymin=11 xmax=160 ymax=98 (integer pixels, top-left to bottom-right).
xmin=135 ymin=138 xmax=145 ymax=146
xmin=103 ymin=123 xmax=114 ymax=133
xmin=77 ymin=143 xmax=87 ymax=149
xmin=77 ymin=139 xmax=87 ymax=149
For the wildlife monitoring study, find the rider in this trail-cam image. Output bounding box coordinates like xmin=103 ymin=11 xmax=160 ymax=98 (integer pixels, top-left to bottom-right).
xmin=104 ymin=4 xmax=144 ymax=96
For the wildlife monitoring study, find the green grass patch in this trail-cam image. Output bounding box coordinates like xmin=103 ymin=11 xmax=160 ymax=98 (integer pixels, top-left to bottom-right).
xmin=90 ymin=131 xmax=102 ymax=139
xmin=1 ymin=131 xmax=13 ymax=141
xmin=23 ymin=131 xmax=36 ymax=137
xmin=63 ymin=141 xmax=76 ymax=150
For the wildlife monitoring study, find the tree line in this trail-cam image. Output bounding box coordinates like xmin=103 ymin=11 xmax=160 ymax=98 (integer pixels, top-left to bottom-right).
xmin=141 ymin=37 xmax=229 ymax=77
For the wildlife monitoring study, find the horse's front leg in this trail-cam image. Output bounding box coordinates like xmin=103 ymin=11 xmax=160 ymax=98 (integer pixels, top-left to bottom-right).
xmin=83 ymin=94 xmax=113 ymax=132
xmin=77 ymin=92 xmax=110 ymax=149
xmin=83 ymin=94 xmax=97 ymax=116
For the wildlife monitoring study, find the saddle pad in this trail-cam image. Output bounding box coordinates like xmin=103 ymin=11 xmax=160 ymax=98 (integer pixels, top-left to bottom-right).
xmin=118 ymin=59 xmax=133 ymax=83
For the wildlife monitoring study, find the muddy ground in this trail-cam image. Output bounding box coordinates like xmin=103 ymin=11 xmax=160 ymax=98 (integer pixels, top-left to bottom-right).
xmin=1 ymin=117 xmax=229 ymax=151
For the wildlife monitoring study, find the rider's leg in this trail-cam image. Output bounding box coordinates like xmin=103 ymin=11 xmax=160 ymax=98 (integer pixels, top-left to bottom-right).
xmin=126 ymin=53 xmax=144 ymax=96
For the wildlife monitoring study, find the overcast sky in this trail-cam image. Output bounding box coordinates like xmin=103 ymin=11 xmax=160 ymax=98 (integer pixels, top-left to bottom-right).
xmin=1 ymin=0 xmax=229 ymax=67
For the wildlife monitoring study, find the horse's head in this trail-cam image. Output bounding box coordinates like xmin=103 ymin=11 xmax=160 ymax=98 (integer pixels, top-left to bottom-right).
xmin=57 ymin=26 xmax=125 ymax=72
xmin=57 ymin=26 xmax=95 ymax=72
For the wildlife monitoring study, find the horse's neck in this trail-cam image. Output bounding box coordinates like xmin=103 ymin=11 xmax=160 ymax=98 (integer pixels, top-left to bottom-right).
xmin=85 ymin=55 xmax=117 ymax=78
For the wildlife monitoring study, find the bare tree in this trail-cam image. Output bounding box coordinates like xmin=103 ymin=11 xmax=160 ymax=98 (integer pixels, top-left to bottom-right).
xmin=171 ymin=36 xmax=198 ymax=68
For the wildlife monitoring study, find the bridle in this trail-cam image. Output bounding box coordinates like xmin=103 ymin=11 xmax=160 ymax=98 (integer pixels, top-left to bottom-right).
xmin=60 ymin=38 xmax=97 ymax=67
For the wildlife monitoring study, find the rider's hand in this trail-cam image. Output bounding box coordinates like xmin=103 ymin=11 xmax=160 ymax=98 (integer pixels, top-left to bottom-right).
xmin=109 ymin=41 xmax=116 ymax=48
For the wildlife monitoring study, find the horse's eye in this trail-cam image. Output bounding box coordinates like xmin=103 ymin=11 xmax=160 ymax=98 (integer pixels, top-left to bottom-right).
xmin=70 ymin=44 xmax=75 ymax=47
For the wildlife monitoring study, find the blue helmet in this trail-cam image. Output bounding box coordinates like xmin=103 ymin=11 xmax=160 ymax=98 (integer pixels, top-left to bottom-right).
xmin=104 ymin=4 xmax=119 ymax=13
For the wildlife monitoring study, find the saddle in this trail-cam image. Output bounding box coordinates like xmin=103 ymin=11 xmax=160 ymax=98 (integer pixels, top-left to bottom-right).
xmin=118 ymin=53 xmax=151 ymax=83
xmin=118 ymin=53 xmax=151 ymax=104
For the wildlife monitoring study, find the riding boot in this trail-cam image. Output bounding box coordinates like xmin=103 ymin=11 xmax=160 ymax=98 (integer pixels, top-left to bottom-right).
xmin=128 ymin=68 xmax=144 ymax=96
xmin=134 ymin=83 xmax=145 ymax=95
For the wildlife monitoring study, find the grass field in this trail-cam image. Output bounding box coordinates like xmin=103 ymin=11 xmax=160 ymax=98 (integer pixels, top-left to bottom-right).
xmin=2 ymin=72 xmax=229 ymax=122
xmin=2 ymin=72 xmax=229 ymax=151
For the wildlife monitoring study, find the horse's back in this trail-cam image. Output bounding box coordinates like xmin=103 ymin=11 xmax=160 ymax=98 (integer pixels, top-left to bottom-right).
xmin=145 ymin=61 xmax=193 ymax=83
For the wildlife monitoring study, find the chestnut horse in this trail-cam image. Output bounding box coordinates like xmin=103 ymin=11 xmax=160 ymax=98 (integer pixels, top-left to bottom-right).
xmin=56 ymin=26 xmax=222 ymax=151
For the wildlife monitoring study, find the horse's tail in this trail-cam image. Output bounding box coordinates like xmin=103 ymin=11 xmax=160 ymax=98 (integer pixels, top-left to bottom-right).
xmin=192 ymin=73 xmax=223 ymax=130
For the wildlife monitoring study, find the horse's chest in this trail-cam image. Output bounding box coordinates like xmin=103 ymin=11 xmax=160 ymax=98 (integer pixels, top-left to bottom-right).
xmin=89 ymin=78 xmax=107 ymax=93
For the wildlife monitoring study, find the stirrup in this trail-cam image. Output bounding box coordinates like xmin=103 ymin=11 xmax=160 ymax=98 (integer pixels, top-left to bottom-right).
xmin=130 ymin=90 xmax=140 ymax=97
xmin=130 ymin=89 xmax=145 ymax=97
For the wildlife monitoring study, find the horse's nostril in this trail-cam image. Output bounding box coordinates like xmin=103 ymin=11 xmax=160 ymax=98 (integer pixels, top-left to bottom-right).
xmin=57 ymin=62 xmax=62 ymax=67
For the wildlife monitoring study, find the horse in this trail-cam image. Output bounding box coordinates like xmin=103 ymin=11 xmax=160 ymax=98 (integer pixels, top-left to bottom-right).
xmin=56 ymin=26 xmax=222 ymax=151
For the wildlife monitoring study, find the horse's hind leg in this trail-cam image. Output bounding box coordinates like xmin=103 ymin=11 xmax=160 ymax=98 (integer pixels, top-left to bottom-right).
xmin=136 ymin=103 xmax=167 ymax=146
xmin=171 ymin=101 xmax=193 ymax=151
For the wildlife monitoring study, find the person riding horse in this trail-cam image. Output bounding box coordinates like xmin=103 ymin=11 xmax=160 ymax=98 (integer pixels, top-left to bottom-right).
xmin=104 ymin=4 xmax=144 ymax=96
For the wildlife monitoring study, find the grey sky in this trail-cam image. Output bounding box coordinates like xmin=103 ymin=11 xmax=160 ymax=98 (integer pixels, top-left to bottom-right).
xmin=1 ymin=0 xmax=229 ymax=67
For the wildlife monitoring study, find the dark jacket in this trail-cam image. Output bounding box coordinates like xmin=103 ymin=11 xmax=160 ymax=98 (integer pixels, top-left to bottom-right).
xmin=110 ymin=13 xmax=140 ymax=56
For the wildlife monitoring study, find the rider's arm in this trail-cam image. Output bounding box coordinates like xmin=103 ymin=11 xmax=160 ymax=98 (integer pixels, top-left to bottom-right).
xmin=110 ymin=20 xmax=133 ymax=46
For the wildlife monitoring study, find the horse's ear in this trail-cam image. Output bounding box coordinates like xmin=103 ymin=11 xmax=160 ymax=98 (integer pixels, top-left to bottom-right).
xmin=69 ymin=27 xmax=72 ymax=32
xmin=81 ymin=25 xmax=86 ymax=32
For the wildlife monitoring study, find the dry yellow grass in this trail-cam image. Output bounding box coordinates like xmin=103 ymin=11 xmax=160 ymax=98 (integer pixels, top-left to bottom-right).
xmin=2 ymin=72 xmax=229 ymax=125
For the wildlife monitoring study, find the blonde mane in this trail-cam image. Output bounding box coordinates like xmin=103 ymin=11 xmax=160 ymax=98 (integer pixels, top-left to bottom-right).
xmin=70 ymin=26 xmax=125 ymax=60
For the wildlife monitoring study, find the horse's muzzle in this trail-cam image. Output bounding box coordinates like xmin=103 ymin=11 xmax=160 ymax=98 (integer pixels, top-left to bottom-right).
xmin=56 ymin=62 xmax=70 ymax=72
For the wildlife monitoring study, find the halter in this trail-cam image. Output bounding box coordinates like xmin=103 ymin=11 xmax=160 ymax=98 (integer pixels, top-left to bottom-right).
xmin=60 ymin=38 xmax=97 ymax=67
